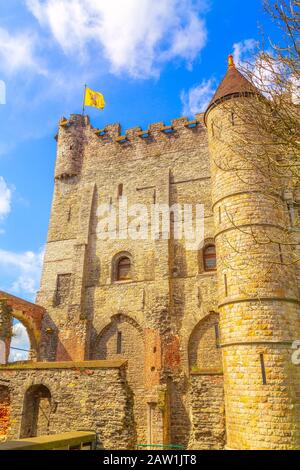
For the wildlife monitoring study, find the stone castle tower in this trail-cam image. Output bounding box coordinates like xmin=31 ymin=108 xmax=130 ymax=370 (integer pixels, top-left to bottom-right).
xmin=0 ymin=56 xmax=299 ymax=450
xmin=205 ymin=56 xmax=300 ymax=449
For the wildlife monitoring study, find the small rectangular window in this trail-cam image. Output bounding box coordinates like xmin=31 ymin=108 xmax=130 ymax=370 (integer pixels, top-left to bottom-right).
xmin=117 ymin=331 xmax=122 ymax=354
xmin=260 ymin=353 xmax=267 ymax=385
xmin=118 ymin=184 xmax=123 ymax=198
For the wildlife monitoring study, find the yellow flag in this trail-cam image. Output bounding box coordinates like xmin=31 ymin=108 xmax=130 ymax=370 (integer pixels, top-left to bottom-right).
xmin=84 ymin=86 xmax=105 ymax=110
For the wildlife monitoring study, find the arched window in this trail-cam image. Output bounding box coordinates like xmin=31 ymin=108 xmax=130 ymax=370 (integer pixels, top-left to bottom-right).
xmin=117 ymin=256 xmax=131 ymax=281
xmin=203 ymin=245 xmax=216 ymax=271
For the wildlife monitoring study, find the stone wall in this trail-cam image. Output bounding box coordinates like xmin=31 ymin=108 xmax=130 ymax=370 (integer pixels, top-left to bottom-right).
xmin=188 ymin=373 xmax=225 ymax=450
xmin=0 ymin=386 xmax=10 ymax=440
xmin=0 ymin=361 xmax=135 ymax=449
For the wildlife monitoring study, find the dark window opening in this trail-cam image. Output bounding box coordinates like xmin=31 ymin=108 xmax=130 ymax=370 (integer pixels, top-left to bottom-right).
xmin=278 ymin=243 xmax=283 ymax=264
xmin=231 ymin=112 xmax=235 ymax=126
xmin=118 ymin=184 xmax=123 ymax=198
xmin=260 ymin=353 xmax=267 ymax=385
xmin=117 ymin=331 xmax=122 ymax=354
xmin=153 ymin=190 xmax=156 ymax=204
xmin=214 ymin=323 xmax=220 ymax=348
xmin=224 ymin=273 xmax=228 ymax=296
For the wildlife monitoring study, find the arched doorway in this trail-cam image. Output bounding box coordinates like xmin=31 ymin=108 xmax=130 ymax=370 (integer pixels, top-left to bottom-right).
xmin=92 ymin=314 xmax=146 ymax=444
xmin=20 ymin=385 xmax=52 ymax=438
xmin=0 ymin=386 xmax=10 ymax=441
xmin=187 ymin=313 xmax=225 ymax=449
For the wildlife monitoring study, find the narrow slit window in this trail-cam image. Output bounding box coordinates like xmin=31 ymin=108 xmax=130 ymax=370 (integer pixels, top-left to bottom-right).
xmin=153 ymin=190 xmax=156 ymax=204
xmin=198 ymin=287 xmax=202 ymax=307
xmin=67 ymin=207 xmax=72 ymax=222
xmin=278 ymin=243 xmax=283 ymax=264
xmin=117 ymin=331 xmax=122 ymax=354
xmin=211 ymin=122 xmax=215 ymax=137
xmin=231 ymin=112 xmax=235 ymax=126
xmin=142 ymin=289 xmax=146 ymax=310
xmin=214 ymin=323 xmax=220 ymax=348
xmin=287 ymin=202 xmax=295 ymax=226
xmin=219 ymin=206 xmax=222 ymax=224
xmin=260 ymin=353 xmax=267 ymax=385
xmin=224 ymin=274 xmax=228 ymax=296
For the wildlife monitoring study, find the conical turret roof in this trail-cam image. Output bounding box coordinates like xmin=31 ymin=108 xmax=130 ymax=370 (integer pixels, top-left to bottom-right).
xmin=204 ymin=55 xmax=258 ymax=123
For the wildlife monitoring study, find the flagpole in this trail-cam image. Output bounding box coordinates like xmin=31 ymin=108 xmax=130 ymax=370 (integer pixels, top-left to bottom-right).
xmin=82 ymin=84 xmax=87 ymax=116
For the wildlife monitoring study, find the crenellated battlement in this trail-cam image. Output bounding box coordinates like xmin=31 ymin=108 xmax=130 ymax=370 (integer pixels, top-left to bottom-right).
xmin=56 ymin=112 xmax=205 ymax=146
xmin=54 ymin=112 xmax=207 ymax=180
xmin=90 ymin=114 xmax=204 ymax=143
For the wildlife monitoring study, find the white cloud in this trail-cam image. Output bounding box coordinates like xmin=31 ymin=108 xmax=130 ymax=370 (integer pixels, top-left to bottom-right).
xmin=9 ymin=321 xmax=30 ymax=362
xmin=233 ymin=38 xmax=258 ymax=67
xmin=0 ymin=247 xmax=44 ymax=299
xmin=181 ymin=78 xmax=216 ymax=116
xmin=26 ymin=0 xmax=209 ymax=78
xmin=0 ymin=176 xmax=12 ymax=221
xmin=0 ymin=27 xmax=45 ymax=76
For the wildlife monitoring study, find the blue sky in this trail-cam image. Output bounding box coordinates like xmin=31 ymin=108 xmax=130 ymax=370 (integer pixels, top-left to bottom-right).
xmin=0 ymin=1 xmax=280 ymax=357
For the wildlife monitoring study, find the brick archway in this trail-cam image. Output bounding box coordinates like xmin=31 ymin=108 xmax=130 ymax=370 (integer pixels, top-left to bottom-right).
xmin=0 ymin=291 xmax=45 ymax=359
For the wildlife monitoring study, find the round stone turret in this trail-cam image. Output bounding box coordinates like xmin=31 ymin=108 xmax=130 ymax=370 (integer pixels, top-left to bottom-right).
xmin=54 ymin=114 xmax=89 ymax=180
xmin=205 ymin=55 xmax=300 ymax=449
